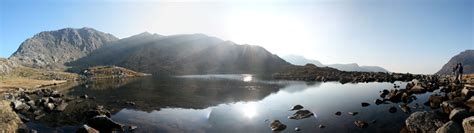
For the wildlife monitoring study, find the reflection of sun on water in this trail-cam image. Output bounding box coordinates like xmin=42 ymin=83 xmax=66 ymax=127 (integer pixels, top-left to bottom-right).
xmin=242 ymin=75 xmax=252 ymax=82
xmin=241 ymin=103 xmax=257 ymax=119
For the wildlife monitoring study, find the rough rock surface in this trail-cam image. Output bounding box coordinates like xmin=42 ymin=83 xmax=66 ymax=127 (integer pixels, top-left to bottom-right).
xmin=405 ymin=111 xmax=445 ymax=133
xmin=9 ymin=27 xmax=118 ymax=70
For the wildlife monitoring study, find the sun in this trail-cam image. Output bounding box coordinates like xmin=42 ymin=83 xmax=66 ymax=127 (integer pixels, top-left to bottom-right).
xmin=240 ymin=102 xmax=258 ymax=119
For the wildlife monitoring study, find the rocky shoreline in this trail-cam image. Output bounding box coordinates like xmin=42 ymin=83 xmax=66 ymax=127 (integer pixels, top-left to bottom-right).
xmin=1 ymin=87 xmax=137 ymax=132
xmin=267 ymin=75 xmax=474 ymax=132
xmin=272 ymin=64 xmax=418 ymax=83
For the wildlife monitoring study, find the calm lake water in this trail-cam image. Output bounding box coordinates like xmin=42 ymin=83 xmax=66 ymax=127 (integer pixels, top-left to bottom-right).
xmin=28 ymin=74 xmax=437 ymax=133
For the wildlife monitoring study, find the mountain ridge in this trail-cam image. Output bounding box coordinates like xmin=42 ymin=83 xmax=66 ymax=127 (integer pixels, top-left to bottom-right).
xmin=281 ymin=55 xmax=389 ymax=72
xmin=436 ymin=50 xmax=474 ymax=75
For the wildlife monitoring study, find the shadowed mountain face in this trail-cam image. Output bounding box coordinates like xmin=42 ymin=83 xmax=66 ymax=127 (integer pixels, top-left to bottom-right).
xmin=437 ymin=50 xmax=474 ymax=75
xmin=69 ymin=33 xmax=292 ymax=75
xmin=9 ymin=28 xmax=118 ymax=70
xmin=281 ymin=55 xmax=389 ymax=72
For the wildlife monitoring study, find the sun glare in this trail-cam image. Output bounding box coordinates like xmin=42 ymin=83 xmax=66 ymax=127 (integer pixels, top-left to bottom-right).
xmin=226 ymin=11 xmax=314 ymax=56
xmin=242 ymin=74 xmax=253 ymax=82
xmin=241 ymin=102 xmax=258 ymax=119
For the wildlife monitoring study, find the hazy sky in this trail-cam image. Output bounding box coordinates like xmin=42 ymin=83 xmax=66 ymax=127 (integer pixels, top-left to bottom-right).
xmin=1 ymin=0 xmax=473 ymax=74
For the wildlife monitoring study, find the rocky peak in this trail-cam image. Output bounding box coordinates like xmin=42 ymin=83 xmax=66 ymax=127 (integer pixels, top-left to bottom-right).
xmin=9 ymin=27 xmax=118 ymax=70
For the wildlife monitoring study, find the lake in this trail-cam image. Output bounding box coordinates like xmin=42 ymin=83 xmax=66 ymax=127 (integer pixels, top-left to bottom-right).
xmin=27 ymin=74 xmax=436 ymax=133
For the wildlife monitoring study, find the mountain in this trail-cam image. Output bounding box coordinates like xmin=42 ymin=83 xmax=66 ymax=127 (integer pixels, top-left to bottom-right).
xmin=327 ymin=63 xmax=389 ymax=73
xmin=281 ymin=55 xmax=325 ymax=67
xmin=436 ymin=50 xmax=474 ymax=75
xmin=281 ymin=55 xmax=389 ymax=72
xmin=9 ymin=27 xmax=118 ymax=70
xmin=68 ymin=33 xmax=292 ymax=75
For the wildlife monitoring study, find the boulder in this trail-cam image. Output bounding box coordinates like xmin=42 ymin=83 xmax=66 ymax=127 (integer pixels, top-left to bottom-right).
xmin=441 ymin=100 xmax=464 ymax=114
xmin=290 ymin=105 xmax=304 ymax=111
xmin=436 ymin=121 xmax=463 ymax=133
xmin=465 ymin=97 xmax=474 ymax=112
xmin=289 ymin=110 xmax=314 ymax=120
xmin=405 ymin=111 xmax=445 ymax=133
xmin=270 ymin=120 xmax=286 ymax=131
xmin=335 ymin=111 xmax=342 ymax=116
xmin=374 ymin=99 xmax=385 ymax=105
xmin=427 ymin=95 xmax=444 ymax=109
xmin=449 ymin=108 xmax=470 ymax=123
xmin=462 ymin=116 xmax=474 ymax=133
xmin=354 ymin=120 xmax=368 ymax=128
xmin=86 ymin=115 xmax=123 ymax=132
xmin=45 ymin=103 xmax=55 ymax=111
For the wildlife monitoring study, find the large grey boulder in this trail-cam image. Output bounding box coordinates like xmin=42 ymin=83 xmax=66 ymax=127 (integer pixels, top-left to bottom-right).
xmin=436 ymin=121 xmax=462 ymax=133
xmin=405 ymin=111 xmax=445 ymax=132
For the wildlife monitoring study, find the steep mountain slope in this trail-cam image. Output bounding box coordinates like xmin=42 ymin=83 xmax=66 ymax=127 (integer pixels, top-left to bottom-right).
xmin=9 ymin=27 xmax=118 ymax=70
xmin=69 ymin=33 xmax=292 ymax=75
xmin=436 ymin=50 xmax=474 ymax=75
xmin=281 ymin=55 xmax=389 ymax=72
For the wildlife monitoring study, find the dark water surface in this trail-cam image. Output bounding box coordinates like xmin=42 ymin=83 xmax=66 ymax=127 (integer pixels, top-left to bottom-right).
xmin=28 ymin=74 xmax=436 ymax=133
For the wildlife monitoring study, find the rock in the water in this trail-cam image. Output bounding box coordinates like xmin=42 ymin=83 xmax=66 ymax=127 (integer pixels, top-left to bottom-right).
xmin=449 ymin=108 xmax=470 ymax=123
xmin=361 ymin=102 xmax=370 ymax=107
xmin=294 ymin=127 xmax=301 ymax=131
xmin=86 ymin=115 xmax=123 ymax=132
xmin=348 ymin=112 xmax=359 ymax=116
xmin=319 ymin=124 xmax=325 ymax=128
xmin=399 ymin=104 xmax=411 ymax=113
xmin=55 ymin=102 xmax=68 ymax=112
xmin=462 ymin=116 xmax=474 ymax=133
xmin=335 ymin=111 xmax=342 ymax=116
xmin=76 ymin=124 xmax=99 ymax=133
xmin=80 ymin=95 xmax=89 ymax=99
xmin=374 ymin=99 xmax=384 ymax=105
xmin=389 ymin=106 xmax=397 ymax=113
xmin=270 ymin=120 xmax=287 ymax=131
xmin=436 ymin=121 xmax=463 ymax=133
xmin=290 ymin=105 xmax=304 ymax=111
xmin=289 ymin=110 xmax=314 ymax=120
xmin=428 ymin=95 xmax=444 ymax=109
xmin=354 ymin=120 xmax=368 ymax=128
xmin=405 ymin=111 xmax=445 ymax=133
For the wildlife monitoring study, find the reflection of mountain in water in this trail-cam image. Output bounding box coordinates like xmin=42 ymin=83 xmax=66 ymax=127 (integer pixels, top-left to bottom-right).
xmin=66 ymin=76 xmax=284 ymax=112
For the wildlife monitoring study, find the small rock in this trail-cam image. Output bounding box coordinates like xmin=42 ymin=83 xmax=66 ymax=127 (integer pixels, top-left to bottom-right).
xmin=335 ymin=111 xmax=342 ymax=116
xmin=361 ymin=102 xmax=370 ymax=107
xmin=290 ymin=104 xmax=304 ymax=111
xmin=371 ymin=120 xmax=377 ymax=124
xmin=34 ymin=114 xmax=45 ymax=120
xmin=128 ymin=125 xmax=138 ymax=131
xmin=374 ymin=99 xmax=384 ymax=105
xmin=354 ymin=120 xmax=368 ymax=128
xmin=436 ymin=121 xmax=463 ymax=133
xmin=270 ymin=120 xmax=287 ymax=131
xmin=289 ymin=110 xmax=314 ymax=120
xmin=55 ymin=102 xmax=68 ymax=112
xmin=46 ymin=103 xmax=55 ymax=111
xmin=319 ymin=124 xmax=325 ymax=128
xmin=399 ymin=104 xmax=411 ymax=113
xmin=294 ymin=127 xmax=301 ymax=131
xmin=80 ymin=95 xmax=89 ymax=99
xmin=76 ymin=124 xmax=99 ymax=133
xmin=389 ymin=106 xmax=397 ymax=113
xmin=348 ymin=112 xmax=358 ymax=116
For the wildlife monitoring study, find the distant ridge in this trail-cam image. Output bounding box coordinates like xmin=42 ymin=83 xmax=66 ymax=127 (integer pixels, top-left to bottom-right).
xmin=281 ymin=55 xmax=389 ymax=72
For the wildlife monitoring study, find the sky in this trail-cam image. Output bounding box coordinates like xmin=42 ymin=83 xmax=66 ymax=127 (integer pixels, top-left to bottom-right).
xmin=0 ymin=0 xmax=473 ymax=74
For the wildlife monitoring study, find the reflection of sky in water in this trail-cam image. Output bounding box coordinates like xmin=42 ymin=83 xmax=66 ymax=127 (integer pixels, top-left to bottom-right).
xmin=109 ymin=77 xmax=432 ymax=133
